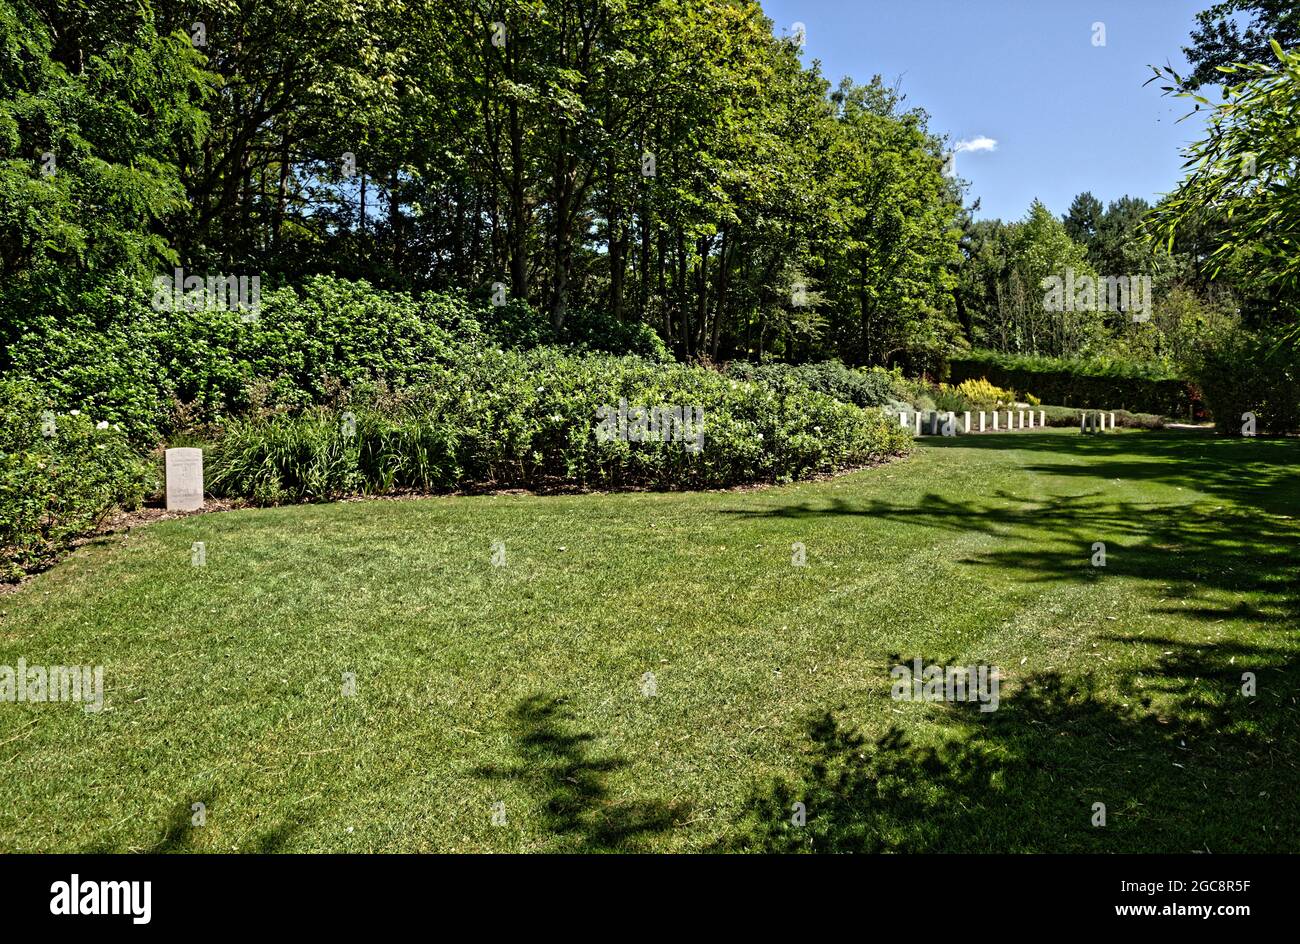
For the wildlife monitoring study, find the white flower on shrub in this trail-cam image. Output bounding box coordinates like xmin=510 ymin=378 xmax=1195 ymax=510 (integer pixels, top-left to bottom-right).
xmin=70 ymin=410 xmax=80 ymax=416
xmin=96 ymin=421 xmax=109 ymax=429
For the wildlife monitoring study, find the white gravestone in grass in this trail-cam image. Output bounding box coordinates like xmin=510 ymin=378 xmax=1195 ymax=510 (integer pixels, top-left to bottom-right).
xmin=1039 ymin=410 xmax=1046 ymax=427
xmin=979 ymin=411 xmax=986 ymax=432
xmin=165 ymin=448 xmax=204 ymax=511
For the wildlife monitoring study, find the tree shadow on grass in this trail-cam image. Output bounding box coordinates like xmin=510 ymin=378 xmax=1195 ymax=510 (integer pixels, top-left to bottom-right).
xmin=717 ymin=433 xmax=1300 ymax=852
xmin=920 ymin=430 xmax=1300 ymax=518
xmin=722 ymin=484 xmax=1299 ymax=628
xmin=78 ymin=790 xmax=306 ymax=853
xmin=477 ymin=694 xmax=689 ymax=852
xmin=720 ymin=636 xmax=1300 ymax=853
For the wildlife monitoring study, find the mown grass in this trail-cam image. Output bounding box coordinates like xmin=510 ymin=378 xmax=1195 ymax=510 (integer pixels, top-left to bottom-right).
xmin=1 ymin=428 xmax=1297 ymax=852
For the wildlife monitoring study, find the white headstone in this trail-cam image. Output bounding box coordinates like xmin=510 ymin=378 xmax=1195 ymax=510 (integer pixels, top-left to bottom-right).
xmin=166 ymin=448 xmax=204 ymax=511
xmin=1006 ymin=411 xmax=1013 ymax=430
xmin=1110 ymin=411 xmax=1116 ymax=428
xmin=964 ymin=411 xmax=972 ymax=434
xmin=915 ymin=412 xmax=922 ymax=436
xmin=979 ymin=411 xmax=986 ymax=432
xmin=1018 ymin=410 xmax=1025 ymax=429
xmin=1027 ymin=410 xmax=1034 ymax=428
xmin=992 ymin=411 xmax=999 ymax=430
xmin=899 ymin=411 xmax=909 ymax=429
xmin=1039 ymin=410 xmax=1046 ymax=427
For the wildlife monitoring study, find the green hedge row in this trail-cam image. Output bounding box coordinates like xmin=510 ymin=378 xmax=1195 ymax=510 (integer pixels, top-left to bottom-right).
xmin=208 ymin=348 xmax=912 ymax=502
xmin=948 ymin=351 xmax=1191 ymax=416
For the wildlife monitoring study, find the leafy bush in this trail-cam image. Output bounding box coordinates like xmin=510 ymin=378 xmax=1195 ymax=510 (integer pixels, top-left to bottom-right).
xmin=475 ymin=299 xmax=671 ymax=362
xmin=726 ymin=359 xmax=894 ymax=408
xmin=931 ymin=385 xmax=970 ymax=413
xmin=949 ymin=350 xmax=1190 ymax=415
xmin=1183 ymin=326 xmax=1300 ymax=435
xmin=5 ymin=275 xmax=669 ymax=445
xmin=0 ymin=379 xmax=154 ymax=581
xmin=952 ymin=377 xmax=1017 ymax=409
xmin=209 ymin=348 xmax=911 ymax=502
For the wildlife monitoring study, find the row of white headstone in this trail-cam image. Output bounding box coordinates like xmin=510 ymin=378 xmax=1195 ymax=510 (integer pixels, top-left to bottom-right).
xmin=899 ymin=409 xmax=1042 ymax=436
xmin=898 ymin=409 xmax=1117 ymax=436
xmin=1079 ymin=410 xmax=1117 ymax=434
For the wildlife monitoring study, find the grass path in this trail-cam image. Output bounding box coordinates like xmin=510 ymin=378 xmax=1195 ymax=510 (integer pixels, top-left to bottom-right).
xmin=2 ymin=428 xmax=1297 ymax=852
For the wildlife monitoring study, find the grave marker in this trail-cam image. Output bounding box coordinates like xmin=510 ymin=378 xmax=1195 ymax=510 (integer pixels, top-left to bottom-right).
xmin=165 ymin=448 xmax=204 ymax=511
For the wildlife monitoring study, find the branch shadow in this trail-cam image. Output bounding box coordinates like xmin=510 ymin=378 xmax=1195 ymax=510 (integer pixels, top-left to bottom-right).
xmin=919 ymin=430 xmax=1300 ymax=518
xmin=721 ymin=636 xmax=1300 ymax=852
xmin=715 ymin=432 xmax=1300 ymax=852
xmin=477 ymin=694 xmax=689 ymax=852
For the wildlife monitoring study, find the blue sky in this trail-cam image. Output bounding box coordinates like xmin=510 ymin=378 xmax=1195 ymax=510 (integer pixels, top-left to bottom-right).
xmin=759 ymin=0 xmax=1212 ymax=221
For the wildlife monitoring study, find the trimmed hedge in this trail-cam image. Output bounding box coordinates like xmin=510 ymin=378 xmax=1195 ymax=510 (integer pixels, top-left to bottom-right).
xmin=948 ymin=350 xmax=1191 ymax=416
xmin=208 ymin=348 xmax=912 ymax=502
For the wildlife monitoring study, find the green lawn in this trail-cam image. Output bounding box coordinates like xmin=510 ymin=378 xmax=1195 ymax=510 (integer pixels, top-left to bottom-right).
xmin=2 ymin=428 xmax=1297 ymax=852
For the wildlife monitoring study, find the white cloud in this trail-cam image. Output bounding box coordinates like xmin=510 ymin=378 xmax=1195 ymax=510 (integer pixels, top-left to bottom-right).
xmin=954 ymin=136 xmax=998 ymax=154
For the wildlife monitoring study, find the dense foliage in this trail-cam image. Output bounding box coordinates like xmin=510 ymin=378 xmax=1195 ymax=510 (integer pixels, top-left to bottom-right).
xmin=1183 ymin=326 xmax=1300 ymax=435
xmin=1 ymin=1 xmax=963 ymax=368
xmin=7 ymin=275 xmax=666 ymax=445
xmin=0 ymin=379 xmax=153 ymax=579
xmin=725 ymin=360 xmax=896 ymax=408
xmin=948 ymin=351 xmax=1193 ymax=415
xmin=208 ymin=350 xmax=912 ymax=501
